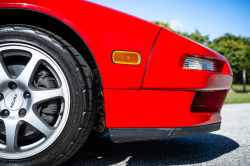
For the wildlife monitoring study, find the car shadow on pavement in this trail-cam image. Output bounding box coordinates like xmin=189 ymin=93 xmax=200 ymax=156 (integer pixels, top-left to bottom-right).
xmin=62 ymin=133 xmax=239 ymax=166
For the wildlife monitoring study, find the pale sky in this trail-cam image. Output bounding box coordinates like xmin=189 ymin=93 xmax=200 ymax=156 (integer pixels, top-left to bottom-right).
xmin=88 ymin=0 xmax=250 ymax=41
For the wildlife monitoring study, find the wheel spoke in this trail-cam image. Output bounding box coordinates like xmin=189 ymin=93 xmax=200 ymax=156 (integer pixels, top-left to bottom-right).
xmin=16 ymin=55 xmax=42 ymax=85
xmin=0 ymin=40 xmax=72 ymax=160
xmin=25 ymin=110 xmax=54 ymax=138
xmin=0 ymin=59 xmax=11 ymax=81
xmin=4 ymin=120 xmax=22 ymax=152
xmin=31 ymin=88 xmax=64 ymax=105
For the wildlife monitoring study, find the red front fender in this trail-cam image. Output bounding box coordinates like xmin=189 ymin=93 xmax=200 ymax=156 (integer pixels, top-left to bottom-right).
xmin=0 ymin=0 xmax=161 ymax=89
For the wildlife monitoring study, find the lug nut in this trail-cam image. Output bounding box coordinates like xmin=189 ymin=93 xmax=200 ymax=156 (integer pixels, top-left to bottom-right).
xmin=8 ymin=82 xmax=17 ymax=90
xmin=0 ymin=93 xmax=3 ymax=101
xmin=0 ymin=109 xmax=10 ymax=118
xmin=24 ymin=92 xmax=31 ymax=99
xmin=19 ymin=109 xmax=26 ymax=117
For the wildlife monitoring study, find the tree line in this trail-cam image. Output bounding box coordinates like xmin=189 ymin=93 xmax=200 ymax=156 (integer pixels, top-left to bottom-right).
xmin=152 ymin=21 xmax=250 ymax=84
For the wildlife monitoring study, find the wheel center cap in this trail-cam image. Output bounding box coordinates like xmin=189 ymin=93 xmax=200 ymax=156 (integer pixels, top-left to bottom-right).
xmin=4 ymin=91 xmax=24 ymax=111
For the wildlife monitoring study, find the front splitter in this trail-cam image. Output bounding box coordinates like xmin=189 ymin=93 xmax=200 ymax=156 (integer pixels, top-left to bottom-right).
xmin=109 ymin=122 xmax=221 ymax=143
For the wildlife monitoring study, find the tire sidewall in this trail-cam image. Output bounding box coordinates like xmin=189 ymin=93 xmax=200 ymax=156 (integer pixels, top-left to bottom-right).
xmin=0 ymin=27 xmax=92 ymax=166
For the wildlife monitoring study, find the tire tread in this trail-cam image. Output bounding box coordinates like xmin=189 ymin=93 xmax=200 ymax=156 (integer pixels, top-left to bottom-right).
xmin=0 ymin=24 xmax=96 ymax=166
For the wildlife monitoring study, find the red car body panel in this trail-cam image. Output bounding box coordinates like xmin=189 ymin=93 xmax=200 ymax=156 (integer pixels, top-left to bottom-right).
xmin=0 ymin=1 xmax=233 ymax=131
xmin=142 ymin=29 xmax=233 ymax=91
xmin=104 ymin=89 xmax=222 ymax=128
xmin=0 ymin=0 xmax=161 ymax=89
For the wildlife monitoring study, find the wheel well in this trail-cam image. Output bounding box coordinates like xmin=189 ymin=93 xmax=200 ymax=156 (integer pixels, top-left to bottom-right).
xmin=0 ymin=8 xmax=103 ymax=90
xmin=0 ymin=9 xmax=95 ymax=62
xmin=0 ymin=8 xmax=107 ymax=135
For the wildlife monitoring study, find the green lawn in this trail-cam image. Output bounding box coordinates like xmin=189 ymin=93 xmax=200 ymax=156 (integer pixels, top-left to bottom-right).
xmin=224 ymin=84 xmax=250 ymax=104
xmin=232 ymin=84 xmax=250 ymax=92
xmin=225 ymin=93 xmax=250 ymax=104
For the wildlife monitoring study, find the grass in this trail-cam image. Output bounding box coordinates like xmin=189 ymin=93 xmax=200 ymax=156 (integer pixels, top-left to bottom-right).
xmin=224 ymin=84 xmax=250 ymax=104
xmin=232 ymin=84 xmax=250 ymax=92
xmin=225 ymin=93 xmax=250 ymax=104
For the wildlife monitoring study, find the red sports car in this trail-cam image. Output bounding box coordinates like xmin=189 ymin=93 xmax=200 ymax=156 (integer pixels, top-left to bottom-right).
xmin=0 ymin=0 xmax=233 ymax=165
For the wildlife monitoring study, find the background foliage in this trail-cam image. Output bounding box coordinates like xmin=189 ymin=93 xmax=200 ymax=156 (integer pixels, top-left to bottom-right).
xmin=152 ymin=21 xmax=250 ymax=84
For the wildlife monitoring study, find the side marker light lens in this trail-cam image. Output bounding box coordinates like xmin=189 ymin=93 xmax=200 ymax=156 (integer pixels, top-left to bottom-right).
xmin=112 ymin=51 xmax=141 ymax=65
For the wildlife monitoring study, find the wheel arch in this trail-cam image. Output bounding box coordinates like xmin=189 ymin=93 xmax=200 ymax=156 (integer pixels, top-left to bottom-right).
xmin=0 ymin=8 xmax=107 ymax=135
xmin=0 ymin=8 xmax=103 ymax=88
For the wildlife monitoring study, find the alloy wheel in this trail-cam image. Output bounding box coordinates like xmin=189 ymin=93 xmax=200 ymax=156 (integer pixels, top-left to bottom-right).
xmin=0 ymin=43 xmax=70 ymax=159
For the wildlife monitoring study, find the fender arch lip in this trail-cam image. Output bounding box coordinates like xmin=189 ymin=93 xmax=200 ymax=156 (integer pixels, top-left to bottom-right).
xmin=0 ymin=0 xmax=162 ymax=89
xmin=0 ymin=7 xmax=104 ymax=88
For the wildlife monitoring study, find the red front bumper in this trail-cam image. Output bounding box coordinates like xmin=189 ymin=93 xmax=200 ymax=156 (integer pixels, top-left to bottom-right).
xmin=104 ymin=89 xmax=225 ymax=128
xmin=104 ymin=28 xmax=233 ymax=129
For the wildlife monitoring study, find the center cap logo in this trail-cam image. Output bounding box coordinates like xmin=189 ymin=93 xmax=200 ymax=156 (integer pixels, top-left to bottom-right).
xmin=10 ymin=94 xmax=18 ymax=109
xmin=4 ymin=92 xmax=24 ymax=111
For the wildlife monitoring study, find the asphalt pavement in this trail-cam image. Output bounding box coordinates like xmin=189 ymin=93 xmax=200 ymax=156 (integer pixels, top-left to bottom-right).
xmin=62 ymin=103 xmax=250 ymax=166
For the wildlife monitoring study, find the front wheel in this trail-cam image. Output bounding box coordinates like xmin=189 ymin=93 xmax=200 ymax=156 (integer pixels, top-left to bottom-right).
xmin=0 ymin=25 xmax=96 ymax=166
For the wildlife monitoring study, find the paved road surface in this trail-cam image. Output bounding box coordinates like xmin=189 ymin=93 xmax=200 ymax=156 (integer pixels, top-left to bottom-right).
xmin=62 ymin=103 xmax=250 ymax=166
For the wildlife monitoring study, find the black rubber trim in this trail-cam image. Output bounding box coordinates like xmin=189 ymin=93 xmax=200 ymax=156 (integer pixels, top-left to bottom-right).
xmin=140 ymin=27 xmax=163 ymax=89
xmin=109 ymin=122 xmax=221 ymax=143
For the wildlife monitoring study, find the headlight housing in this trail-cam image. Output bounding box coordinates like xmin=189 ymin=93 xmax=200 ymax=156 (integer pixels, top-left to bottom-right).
xmin=183 ymin=56 xmax=218 ymax=72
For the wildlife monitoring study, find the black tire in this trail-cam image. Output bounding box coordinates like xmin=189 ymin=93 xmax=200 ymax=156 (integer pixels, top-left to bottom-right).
xmin=0 ymin=25 xmax=96 ymax=166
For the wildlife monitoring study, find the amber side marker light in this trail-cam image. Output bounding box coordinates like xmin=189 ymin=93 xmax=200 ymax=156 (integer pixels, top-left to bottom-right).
xmin=112 ymin=51 xmax=141 ymax=65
